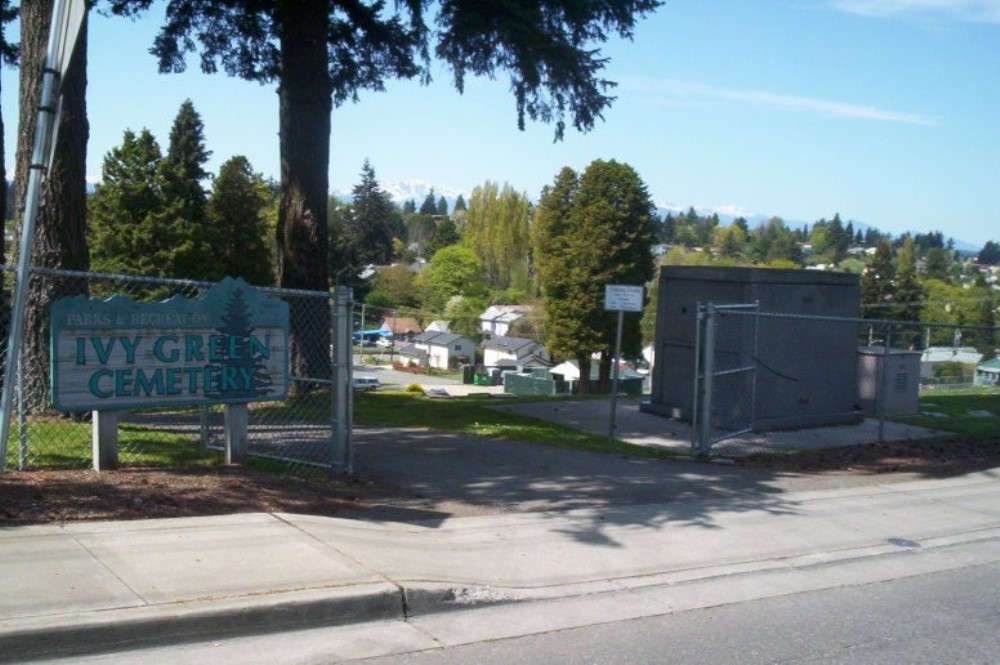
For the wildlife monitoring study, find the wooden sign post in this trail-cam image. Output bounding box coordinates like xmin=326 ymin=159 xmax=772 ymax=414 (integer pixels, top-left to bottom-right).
xmin=50 ymin=278 xmax=290 ymax=469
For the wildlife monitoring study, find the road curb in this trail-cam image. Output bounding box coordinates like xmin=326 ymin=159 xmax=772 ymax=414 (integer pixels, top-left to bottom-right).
xmin=0 ymin=582 xmax=402 ymax=663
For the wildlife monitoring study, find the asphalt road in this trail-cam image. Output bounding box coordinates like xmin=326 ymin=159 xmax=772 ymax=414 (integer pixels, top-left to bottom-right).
xmin=359 ymin=562 xmax=1000 ymax=664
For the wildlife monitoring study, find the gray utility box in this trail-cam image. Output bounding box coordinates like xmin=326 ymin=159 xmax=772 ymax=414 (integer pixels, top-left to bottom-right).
xmin=642 ymin=266 xmax=863 ymax=431
xmin=857 ymin=347 xmax=921 ymax=417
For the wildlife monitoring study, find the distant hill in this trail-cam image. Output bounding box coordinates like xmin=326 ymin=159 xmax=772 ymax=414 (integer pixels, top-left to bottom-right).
xmin=656 ymin=202 xmax=982 ymax=254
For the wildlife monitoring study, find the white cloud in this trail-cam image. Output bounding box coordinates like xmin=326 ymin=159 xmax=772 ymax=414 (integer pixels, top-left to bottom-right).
xmin=624 ymin=78 xmax=937 ymax=126
xmin=830 ymin=0 xmax=1000 ymax=23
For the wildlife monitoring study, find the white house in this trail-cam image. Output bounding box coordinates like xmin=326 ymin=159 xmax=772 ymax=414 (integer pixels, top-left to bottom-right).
xmin=425 ymin=320 xmax=451 ymax=333
xmin=412 ymin=331 xmax=476 ymax=370
xmin=481 ymin=336 xmax=550 ymax=369
xmin=479 ymin=305 xmax=533 ymax=337
xmin=920 ymin=346 xmax=984 ymax=381
xmin=975 ymin=358 xmax=1000 ymax=387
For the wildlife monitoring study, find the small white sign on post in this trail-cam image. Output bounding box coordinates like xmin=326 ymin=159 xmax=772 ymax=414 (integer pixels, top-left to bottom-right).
xmin=603 ymin=284 xmax=645 ymax=444
xmin=605 ymin=284 xmax=644 ymax=312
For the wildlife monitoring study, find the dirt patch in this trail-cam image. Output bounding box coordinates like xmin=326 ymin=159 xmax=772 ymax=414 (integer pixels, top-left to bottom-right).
xmin=3 ymin=437 xmax=998 ymax=527
xmin=738 ymin=437 xmax=1000 ymax=476
xmin=0 ymin=466 xmax=414 ymax=526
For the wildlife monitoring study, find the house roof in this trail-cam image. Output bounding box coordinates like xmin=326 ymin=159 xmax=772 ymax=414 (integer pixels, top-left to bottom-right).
xmin=397 ymin=343 xmax=426 ymax=358
xmin=480 ymin=305 xmax=532 ymax=320
xmin=413 ymin=331 xmax=473 ymax=347
xmin=978 ymin=358 xmax=1000 ymax=371
xmin=425 ymin=320 xmax=451 ymax=333
xmin=481 ymin=336 xmax=541 ymax=356
xmin=380 ymin=317 xmax=423 ymax=335
xmin=920 ymin=346 xmax=984 ymax=365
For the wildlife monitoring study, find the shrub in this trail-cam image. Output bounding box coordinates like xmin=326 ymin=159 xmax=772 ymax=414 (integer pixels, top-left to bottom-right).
xmin=405 ymin=383 xmax=425 ymax=393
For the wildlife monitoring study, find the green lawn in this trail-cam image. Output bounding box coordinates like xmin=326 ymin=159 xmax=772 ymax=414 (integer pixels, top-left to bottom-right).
xmin=257 ymin=390 xmax=678 ymax=459
xmin=4 ymin=418 xmax=219 ymax=470
xmin=894 ymin=390 xmax=1000 ymax=439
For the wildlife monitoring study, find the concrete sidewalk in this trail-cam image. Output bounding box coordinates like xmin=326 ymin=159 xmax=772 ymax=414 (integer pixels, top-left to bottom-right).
xmin=2 ymin=470 xmax=999 ymax=661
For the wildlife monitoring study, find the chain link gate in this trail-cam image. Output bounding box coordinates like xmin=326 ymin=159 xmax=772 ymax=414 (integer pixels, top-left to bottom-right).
xmin=691 ymin=302 xmax=760 ymax=456
xmin=1 ymin=266 xmax=354 ymax=474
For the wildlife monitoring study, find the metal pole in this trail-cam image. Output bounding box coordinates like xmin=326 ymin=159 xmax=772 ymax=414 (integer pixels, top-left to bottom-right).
xmin=199 ymin=406 xmax=209 ymax=452
xmin=17 ymin=352 xmax=27 ymax=471
xmin=332 ymin=287 xmax=353 ymax=474
xmin=877 ymin=324 xmax=891 ymax=444
xmin=691 ymin=303 xmax=703 ymax=456
xmin=0 ymin=0 xmax=75 ymax=468
xmin=698 ymin=304 xmax=717 ymax=457
xmin=608 ymin=310 xmax=624 ymax=442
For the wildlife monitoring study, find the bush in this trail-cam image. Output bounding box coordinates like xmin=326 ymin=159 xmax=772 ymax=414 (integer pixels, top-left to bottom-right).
xmin=405 ymin=383 xmax=425 ymax=393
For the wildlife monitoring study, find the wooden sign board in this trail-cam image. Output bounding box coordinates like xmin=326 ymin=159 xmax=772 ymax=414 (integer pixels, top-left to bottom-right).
xmin=50 ymin=277 xmax=289 ymax=412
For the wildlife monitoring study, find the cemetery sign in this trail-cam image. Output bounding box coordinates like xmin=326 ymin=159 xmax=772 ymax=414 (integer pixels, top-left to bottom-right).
xmin=51 ymin=277 xmax=289 ymax=411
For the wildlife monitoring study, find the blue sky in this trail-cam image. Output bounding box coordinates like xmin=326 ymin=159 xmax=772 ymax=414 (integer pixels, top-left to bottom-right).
xmin=2 ymin=0 xmax=998 ymax=247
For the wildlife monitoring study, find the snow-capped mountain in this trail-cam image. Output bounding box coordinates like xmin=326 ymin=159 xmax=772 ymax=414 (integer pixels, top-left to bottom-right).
xmin=382 ymin=179 xmax=465 ymax=204
xmin=657 ymin=202 xmax=772 ymax=227
xmin=331 ymin=179 xmax=466 ymax=208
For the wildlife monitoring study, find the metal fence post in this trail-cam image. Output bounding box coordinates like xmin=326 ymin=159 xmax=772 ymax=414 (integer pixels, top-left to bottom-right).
xmin=694 ymin=303 xmax=716 ymax=458
xmin=17 ymin=351 xmax=27 ymax=470
xmin=878 ymin=323 xmax=892 ymax=444
xmin=331 ymin=286 xmax=353 ymax=474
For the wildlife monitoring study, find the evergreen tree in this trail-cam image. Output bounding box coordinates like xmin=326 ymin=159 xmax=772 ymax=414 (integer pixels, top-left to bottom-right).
xmin=860 ymin=240 xmax=895 ymax=319
xmin=893 ymin=236 xmax=924 ymax=322
xmin=923 ymin=247 xmax=952 ymax=282
xmin=660 ymin=212 xmax=676 ymax=243
xmin=402 ymin=199 xmax=416 ymax=215
xmin=436 ymin=195 xmax=449 ymax=216
xmin=89 ymin=129 xmax=168 ymax=280
xmin=453 ymin=194 xmax=467 ymax=212
xmin=350 ymin=160 xmax=399 ymax=266
xmin=419 ymin=188 xmax=437 ymax=215
xmin=158 ymin=99 xmax=215 ymax=279
xmin=208 ymin=156 xmax=275 ymax=285
xmin=751 ymin=218 xmax=803 ymax=266
xmin=533 ymin=160 xmax=656 ymax=392
xmin=427 ymin=217 xmax=461 ymax=256
xmin=978 ymin=240 xmax=1000 ymax=265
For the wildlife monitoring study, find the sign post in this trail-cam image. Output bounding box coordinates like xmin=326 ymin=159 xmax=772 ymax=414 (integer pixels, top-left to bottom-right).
xmin=0 ymin=0 xmax=87 ymax=471
xmin=604 ymin=284 xmax=644 ymax=442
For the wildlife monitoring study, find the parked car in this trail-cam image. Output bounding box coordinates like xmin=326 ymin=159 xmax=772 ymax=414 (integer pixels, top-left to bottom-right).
xmin=375 ymin=337 xmax=393 ymax=349
xmin=352 ymin=376 xmax=381 ymax=392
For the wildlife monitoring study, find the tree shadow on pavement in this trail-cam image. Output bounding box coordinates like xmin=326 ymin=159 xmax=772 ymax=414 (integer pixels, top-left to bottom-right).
xmin=351 ymin=427 xmax=811 ymax=546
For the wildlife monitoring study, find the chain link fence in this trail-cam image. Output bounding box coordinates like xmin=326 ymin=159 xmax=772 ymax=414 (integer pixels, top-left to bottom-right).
xmin=1 ymin=265 xmax=353 ymax=474
xmin=693 ymin=305 xmax=1000 ymax=456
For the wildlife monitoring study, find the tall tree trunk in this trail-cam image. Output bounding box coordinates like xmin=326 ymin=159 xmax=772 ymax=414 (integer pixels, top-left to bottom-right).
xmin=598 ymin=351 xmax=611 ymax=394
xmin=576 ymin=355 xmax=591 ymax=395
xmin=14 ymin=0 xmax=90 ymax=414
xmin=276 ymin=0 xmax=332 ymax=391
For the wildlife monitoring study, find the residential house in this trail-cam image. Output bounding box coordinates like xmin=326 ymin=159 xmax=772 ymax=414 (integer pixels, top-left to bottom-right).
xmin=425 ymin=320 xmax=451 ymax=333
xmin=380 ymin=316 xmax=423 ymax=342
xmin=549 ymin=358 xmax=647 ymax=394
xmin=396 ymin=343 xmax=429 ymax=367
xmin=919 ymin=346 xmax=984 ymax=382
xmin=479 ymin=305 xmax=534 ymax=337
xmin=481 ymin=336 xmax=551 ymax=371
xmin=412 ymin=331 xmax=476 ymax=370
xmin=975 ymin=358 xmax=1000 ymax=387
